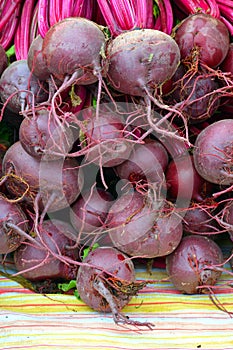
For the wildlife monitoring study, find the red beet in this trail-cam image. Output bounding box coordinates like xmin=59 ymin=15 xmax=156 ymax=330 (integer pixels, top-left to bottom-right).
xmin=70 ymin=187 xmax=113 ymax=235
xmin=2 ymin=141 xmax=84 ymax=212
xmin=42 ymin=17 xmax=107 ymax=84
xmin=0 ymin=196 xmax=28 ymax=254
xmin=105 ymin=190 xmax=157 ymax=249
xmin=27 ymin=34 xmax=51 ymax=81
xmin=193 ymin=119 xmax=233 ymax=185
xmin=14 ymin=219 xmax=80 ymax=281
xmin=183 ymin=202 xmax=221 ymax=236
xmin=106 ymin=28 xmax=180 ymax=97
xmin=166 ymin=155 xmax=213 ymax=202
xmin=115 ymin=138 xmax=169 ymax=186
xmin=19 ymin=108 xmax=75 ymax=160
xmin=174 ymin=13 xmax=230 ymax=68
xmin=76 ymin=246 xmax=153 ymax=328
xmin=80 ymin=109 xmax=133 ymax=167
xmin=107 ymin=194 xmax=183 ymax=258
xmin=166 ymin=235 xmax=223 ymax=294
xmin=220 ymin=43 xmax=233 ymax=76
xmin=0 ymin=60 xmax=48 ymax=114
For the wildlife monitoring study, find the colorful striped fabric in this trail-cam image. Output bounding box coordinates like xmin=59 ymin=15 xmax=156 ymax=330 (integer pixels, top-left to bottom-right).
xmin=0 ymin=238 xmax=233 ymax=350
xmin=1 ymin=248 xmax=233 ymax=349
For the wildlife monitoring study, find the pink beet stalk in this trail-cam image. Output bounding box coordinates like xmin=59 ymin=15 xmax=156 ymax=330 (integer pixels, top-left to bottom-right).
xmin=134 ymin=0 xmax=154 ymax=28
xmin=110 ymin=0 xmax=135 ymax=29
xmin=38 ymin=0 xmax=50 ymax=38
xmin=174 ymin=0 xmax=220 ymax=17
xmin=96 ymin=0 xmax=122 ymax=36
xmin=218 ymin=3 xmax=233 ymax=22
xmin=154 ymin=0 xmax=174 ymax=34
xmin=0 ymin=0 xmax=22 ymax=49
xmin=0 ymin=0 xmax=22 ymax=31
xmin=30 ymin=2 xmax=39 ymax=43
xmin=204 ymin=0 xmax=220 ymax=17
xmin=220 ymin=15 xmax=233 ymax=35
xmin=48 ymin=0 xmax=62 ymax=27
xmin=61 ymin=0 xmax=73 ymax=19
xmin=97 ymin=0 xmax=157 ymax=36
xmin=14 ymin=0 xmax=36 ymax=60
xmin=73 ymin=0 xmax=94 ymax=19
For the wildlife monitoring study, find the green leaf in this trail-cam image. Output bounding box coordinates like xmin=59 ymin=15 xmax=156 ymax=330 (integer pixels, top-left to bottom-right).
xmin=57 ymin=279 xmax=77 ymax=292
xmin=69 ymin=85 xmax=82 ymax=107
xmin=92 ymin=96 xmax=97 ymax=108
xmin=5 ymin=45 xmax=15 ymax=65
xmin=153 ymin=1 xmax=160 ymax=18
xmin=74 ymin=290 xmax=80 ymax=300
xmin=102 ymin=26 xmax=111 ymax=40
xmin=148 ymin=53 xmax=154 ymax=62
xmin=82 ymin=243 xmax=99 ymax=260
xmin=79 ymin=128 xmax=87 ymax=148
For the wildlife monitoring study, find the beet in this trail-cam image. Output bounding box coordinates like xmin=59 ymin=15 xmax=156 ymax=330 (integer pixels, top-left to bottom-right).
xmin=70 ymin=187 xmax=114 ymax=235
xmin=76 ymin=246 xmax=153 ymax=328
xmin=14 ymin=219 xmax=80 ymax=281
xmin=222 ymin=201 xmax=233 ymax=241
xmin=106 ymin=28 xmax=180 ymax=97
xmin=174 ymin=13 xmax=230 ymax=68
xmin=42 ymin=17 xmax=107 ymax=84
xmin=166 ymin=155 xmax=213 ymax=203
xmin=115 ymin=138 xmax=169 ymax=186
xmin=27 ymin=34 xmax=51 ymax=81
xmin=193 ymin=119 xmax=233 ymax=185
xmin=105 ymin=190 xmax=157 ymax=249
xmin=166 ymin=235 xmax=223 ymax=294
xmin=2 ymin=141 xmax=84 ymax=212
xmin=80 ymin=108 xmax=133 ymax=167
xmin=168 ymin=70 xmax=220 ymax=124
xmin=0 ymin=60 xmax=48 ymax=114
xmin=19 ymin=108 xmax=75 ymax=160
xmin=0 ymin=196 xmax=28 ymax=254
xmin=220 ymin=43 xmax=233 ymax=76
xmin=183 ymin=202 xmax=221 ymax=236
xmin=105 ymin=187 xmax=184 ymax=258
xmin=77 ymin=246 xmax=135 ymax=312
xmin=114 ymin=202 xmax=182 ymax=258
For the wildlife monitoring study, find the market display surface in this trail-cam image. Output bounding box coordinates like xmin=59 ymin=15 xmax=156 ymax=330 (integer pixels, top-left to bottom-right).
xmin=1 ymin=253 xmax=233 ymax=350
xmin=0 ymin=0 xmax=233 ymax=349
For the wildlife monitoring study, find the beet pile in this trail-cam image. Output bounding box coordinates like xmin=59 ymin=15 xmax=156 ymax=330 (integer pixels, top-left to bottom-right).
xmin=0 ymin=0 xmax=233 ymax=329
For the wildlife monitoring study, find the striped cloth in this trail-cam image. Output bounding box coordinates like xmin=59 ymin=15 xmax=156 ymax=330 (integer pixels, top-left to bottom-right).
xmin=1 ymin=249 xmax=233 ymax=350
